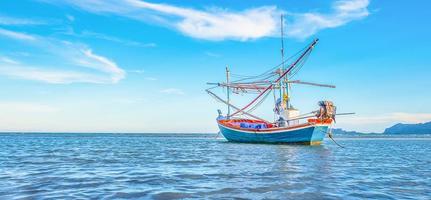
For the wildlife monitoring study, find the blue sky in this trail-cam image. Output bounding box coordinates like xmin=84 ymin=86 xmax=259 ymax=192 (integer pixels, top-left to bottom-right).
xmin=0 ymin=0 xmax=430 ymax=133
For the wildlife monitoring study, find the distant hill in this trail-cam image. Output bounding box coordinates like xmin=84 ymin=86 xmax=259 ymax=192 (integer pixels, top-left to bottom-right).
xmin=331 ymin=128 xmax=371 ymax=135
xmin=333 ymin=121 xmax=431 ymax=135
xmin=384 ymin=122 xmax=431 ymax=134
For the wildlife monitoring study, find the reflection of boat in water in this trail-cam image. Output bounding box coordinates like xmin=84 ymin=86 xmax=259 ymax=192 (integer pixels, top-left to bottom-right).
xmin=206 ymin=16 xmax=347 ymax=145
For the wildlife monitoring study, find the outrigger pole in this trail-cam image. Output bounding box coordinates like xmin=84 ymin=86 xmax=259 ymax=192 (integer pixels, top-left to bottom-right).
xmin=229 ymin=39 xmax=319 ymax=118
xmin=207 ymin=80 xmax=335 ymax=91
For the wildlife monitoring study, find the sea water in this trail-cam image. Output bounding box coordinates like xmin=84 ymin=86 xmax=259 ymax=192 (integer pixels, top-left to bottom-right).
xmin=0 ymin=133 xmax=430 ymax=199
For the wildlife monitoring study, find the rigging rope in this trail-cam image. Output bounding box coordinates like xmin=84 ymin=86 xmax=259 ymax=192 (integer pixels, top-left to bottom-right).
xmin=206 ymin=90 xmax=269 ymax=122
xmin=245 ymin=88 xmax=272 ymax=114
xmin=230 ymin=45 xmax=309 ymax=84
xmin=289 ymin=48 xmax=312 ymax=79
xmin=229 ymin=39 xmax=319 ymax=118
xmin=327 ymin=126 xmax=345 ymax=148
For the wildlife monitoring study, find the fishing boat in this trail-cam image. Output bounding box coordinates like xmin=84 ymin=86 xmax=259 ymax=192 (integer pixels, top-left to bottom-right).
xmin=206 ymin=16 xmax=349 ymax=145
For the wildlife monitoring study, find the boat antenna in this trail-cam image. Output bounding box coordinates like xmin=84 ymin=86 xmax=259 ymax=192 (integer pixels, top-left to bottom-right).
xmin=226 ymin=66 xmax=231 ymax=119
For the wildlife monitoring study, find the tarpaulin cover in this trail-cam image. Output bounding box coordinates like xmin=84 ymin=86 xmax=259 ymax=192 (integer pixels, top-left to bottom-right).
xmin=240 ymin=122 xmax=268 ymax=129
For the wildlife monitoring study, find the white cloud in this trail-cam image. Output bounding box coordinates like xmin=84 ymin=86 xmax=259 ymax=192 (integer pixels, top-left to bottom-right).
xmin=66 ymin=14 xmax=75 ymax=22
xmin=0 ymin=28 xmax=36 ymax=41
xmin=44 ymin=0 xmax=370 ymax=41
xmin=139 ymin=4 xmax=281 ymax=41
xmin=142 ymin=43 xmax=157 ymax=47
xmin=0 ymin=56 xmax=20 ymax=65
xmin=128 ymin=69 xmax=145 ymax=74
xmin=57 ymin=28 xmax=156 ymax=47
xmin=286 ymin=0 xmax=370 ymax=39
xmin=127 ymin=70 xmax=159 ymax=81
xmin=79 ymin=30 xmax=156 ymax=47
xmin=160 ymin=88 xmax=185 ymax=95
xmin=0 ymin=15 xmax=47 ymax=26
xmin=45 ymin=0 xmax=280 ymax=41
xmin=205 ymin=51 xmax=221 ymax=57
xmin=0 ymin=28 xmax=125 ymax=84
xmin=0 ymin=65 xmax=113 ymax=84
xmin=80 ymin=49 xmax=125 ymax=83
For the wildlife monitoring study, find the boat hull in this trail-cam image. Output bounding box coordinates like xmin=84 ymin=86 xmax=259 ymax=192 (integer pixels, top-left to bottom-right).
xmin=218 ymin=123 xmax=328 ymax=145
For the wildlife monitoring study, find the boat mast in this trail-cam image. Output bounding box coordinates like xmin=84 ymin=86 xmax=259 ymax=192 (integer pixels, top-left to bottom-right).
xmin=279 ymin=15 xmax=284 ymax=101
xmin=226 ymin=66 xmax=231 ymax=119
xmin=280 ymin=14 xmax=289 ymax=108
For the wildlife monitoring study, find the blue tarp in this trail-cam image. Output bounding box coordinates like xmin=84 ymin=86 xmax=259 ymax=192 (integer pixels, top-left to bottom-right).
xmin=240 ymin=122 xmax=267 ymax=129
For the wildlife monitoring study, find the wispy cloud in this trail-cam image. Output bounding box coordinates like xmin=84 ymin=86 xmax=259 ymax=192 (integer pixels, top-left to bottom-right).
xmin=80 ymin=30 xmax=156 ymax=47
xmin=79 ymin=49 xmax=125 ymax=83
xmin=128 ymin=69 xmax=145 ymax=74
xmin=0 ymin=28 xmax=125 ymax=84
xmin=0 ymin=56 xmax=20 ymax=65
xmin=205 ymin=51 xmax=221 ymax=58
xmin=286 ymin=0 xmax=370 ymax=38
xmin=43 ymin=0 xmax=370 ymax=41
xmin=160 ymin=88 xmax=185 ymax=95
xmin=0 ymin=28 xmax=36 ymax=41
xmin=66 ymin=14 xmax=75 ymax=22
xmin=142 ymin=43 xmax=157 ymax=47
xmin=0 ymin=15 xmax=48 ymax=26
xmin=127 ymin=69 xmax=158 ymax=81
xmin=44 ymin=0 xmax=280 ymax=41
xmin=0 ymin=66 xmax=110 ymax=84
xmin=58 ymin=28 xmax=156 ymax=47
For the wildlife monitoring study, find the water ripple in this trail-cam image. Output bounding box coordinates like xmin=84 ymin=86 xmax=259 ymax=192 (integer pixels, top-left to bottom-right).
xmin=0 ymin=133 xmax=430 ymax=199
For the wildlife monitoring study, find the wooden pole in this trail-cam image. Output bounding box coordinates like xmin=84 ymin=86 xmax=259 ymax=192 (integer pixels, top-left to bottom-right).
xmin=279 ymin=15 xmax=284 ymax=101
xmin=281 ymin=14 xmax=290 ymax=108
xmin=226 ymin=66 xmax=231 ymax=119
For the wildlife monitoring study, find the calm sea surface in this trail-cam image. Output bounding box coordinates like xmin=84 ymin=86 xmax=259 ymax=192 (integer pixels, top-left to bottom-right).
xmin=0 ymin=133 xmax=430 ymax=200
